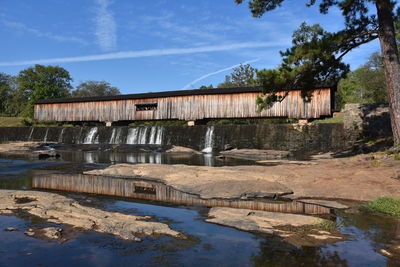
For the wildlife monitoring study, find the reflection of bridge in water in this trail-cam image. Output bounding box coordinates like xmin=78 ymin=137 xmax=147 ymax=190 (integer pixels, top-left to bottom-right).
xmin=32 ymin=173 xmax=333 ymax=215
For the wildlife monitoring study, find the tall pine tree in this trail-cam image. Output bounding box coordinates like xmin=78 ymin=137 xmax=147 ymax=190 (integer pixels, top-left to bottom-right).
xmin=236 ymin=0 xmax=400 ymax=144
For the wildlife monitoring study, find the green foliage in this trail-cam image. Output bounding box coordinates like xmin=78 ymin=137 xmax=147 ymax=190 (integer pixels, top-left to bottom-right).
xmin=315 ymin=220 xmax=340 ymax=232
xmin=217 ymin=64 xmax=257 ymax=88
xmin=337 ymin=52 xmax=387 ymax=108
xmin=0 ymin=73 xmax=20 ymax=116
xmin=312 ymin=116 xmax=343 ymax=124
xmin=198 ymin=84 xmax=214 ymax=89
xmin=0 ymin=73 xmax=11 ymax=115
xmin=255 ymin=22 xmax=350 ymax=109
xmin=17 ymin=65 xmax=72 ymax=118
xmin=206 ymin=118 xmax=295 ymax=125
xmin=363 ymin=197 xmax=400 ymax=217
xmin=129 ymin=120 xmax=187 ymax=126
xmin=72 ymin=80 xmax=120 ymax=97
xmin=235 ymin=0 xmax=393 ymax=112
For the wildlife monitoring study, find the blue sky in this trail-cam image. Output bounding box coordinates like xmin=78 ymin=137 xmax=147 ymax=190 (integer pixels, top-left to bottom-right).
xmin=0 ymin=0 xmax=381 ymax=94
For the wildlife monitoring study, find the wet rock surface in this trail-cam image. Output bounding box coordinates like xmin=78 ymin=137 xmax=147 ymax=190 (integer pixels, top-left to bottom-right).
xmin=0 ymin=189 xmax=182 ymax=241
xmin=206 ymin=207 xmax=344 ymax=246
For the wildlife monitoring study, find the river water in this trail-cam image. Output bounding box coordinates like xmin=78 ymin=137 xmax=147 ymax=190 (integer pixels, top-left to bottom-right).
xmin=0 ymin=148 xmax=399 ymax=266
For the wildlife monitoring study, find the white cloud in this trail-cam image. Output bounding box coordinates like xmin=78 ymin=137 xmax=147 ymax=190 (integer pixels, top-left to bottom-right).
xmin=0 ymin=42 xmax=281 ymax=67
xmin=181 ymin=58 xmax=260 ymax=90
xmin=94 ymin=0 xmax=116 ymax=51
xmin=1 ymin=19 xmax=88 ymax=45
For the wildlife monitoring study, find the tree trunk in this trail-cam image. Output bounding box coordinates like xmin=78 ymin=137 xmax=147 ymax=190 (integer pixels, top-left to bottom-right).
xmin=376 ymin=0 xmax=400 ymax=144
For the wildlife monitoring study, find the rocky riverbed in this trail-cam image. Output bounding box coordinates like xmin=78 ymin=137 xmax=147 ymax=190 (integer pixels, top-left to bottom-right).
xmin=0 ymin=189 xmax=182 ymax=241
xmin=1 ymin=142 xmax=400 ymax=252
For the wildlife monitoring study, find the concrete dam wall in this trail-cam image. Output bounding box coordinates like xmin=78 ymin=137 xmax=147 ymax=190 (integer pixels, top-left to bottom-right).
xmin=0 ymin=124 xmax=347 ymax=152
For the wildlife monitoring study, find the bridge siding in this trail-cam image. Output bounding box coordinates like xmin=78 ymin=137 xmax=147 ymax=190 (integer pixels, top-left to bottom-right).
xmin=34 ymin=89 xmax=331 ymax=122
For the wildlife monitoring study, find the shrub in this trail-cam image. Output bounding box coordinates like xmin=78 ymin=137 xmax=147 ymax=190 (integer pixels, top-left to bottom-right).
xmin=363 ymin=197 xmax=400 ymax=217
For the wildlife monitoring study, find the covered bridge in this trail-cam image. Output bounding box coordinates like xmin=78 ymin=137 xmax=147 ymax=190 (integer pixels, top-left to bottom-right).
xmin=34 ymin=86 xmax=334 ymax=124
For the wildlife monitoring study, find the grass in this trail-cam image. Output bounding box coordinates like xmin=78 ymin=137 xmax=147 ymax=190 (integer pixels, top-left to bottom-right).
xmin=207 ymin=118 xmax=296 ymax=125
xmin=0 ymin=117 xmax=26 ymax=126
xmin=312 ymin=116 xmax=343 ymax=124
xmin=363 ymin=197 xmax=400 ymax=217
xmin=315 ymin=220 xmax=340 ymax=232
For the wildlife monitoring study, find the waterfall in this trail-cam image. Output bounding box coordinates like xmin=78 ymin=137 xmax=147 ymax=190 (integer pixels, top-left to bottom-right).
xmin=109 ymin=128 xmax=123 ymax=144
xmin=43 ymin=128 xmax=49 ymax=142
xmin=148 ymin=127 xmax=157 ymax=144
xmin=28 ymin=128 xmax=34 ymax=141
xmin=58 ymin=128 xmax=65 ymax=143
xmin=126 ymin=128 xmax=139 ymax=144
xmin=139 ymin=127 xmax=148 ymax=144
xmin=126 ymin=126 xmax=163 ymax=145
xmin=155 ymin=126 xmax=163 ymax=145
xmin=109 ymin=128 xmax=117 ymax=144
xmin=149 ymin=126 xmax=164 ymax=145
xmin=202 ymin=126 xmax=215 ymax=153
xmin=83 ymin=127 xmax=98 ymax=144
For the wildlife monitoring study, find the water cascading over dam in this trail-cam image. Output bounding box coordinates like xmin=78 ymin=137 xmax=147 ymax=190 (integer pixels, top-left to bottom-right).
xmin=0 ymin=124 xmax=347 ymax=152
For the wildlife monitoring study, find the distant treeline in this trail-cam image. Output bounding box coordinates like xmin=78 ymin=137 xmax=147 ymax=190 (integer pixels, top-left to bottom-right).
xmin=0 ymin=52 xmax=387 ymax=119
xmin=0 ymin=64 xmax=120 ymax=118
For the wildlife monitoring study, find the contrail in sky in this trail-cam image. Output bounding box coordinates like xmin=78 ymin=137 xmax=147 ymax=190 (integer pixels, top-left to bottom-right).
xmin=0 ymin=42 xmax=278 ymax=67
xmin=181 ymin=58 xmax=260 ymax=90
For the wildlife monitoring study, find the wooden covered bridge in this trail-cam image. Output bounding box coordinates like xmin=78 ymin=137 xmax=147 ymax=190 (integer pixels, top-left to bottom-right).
xmin=34 ymin=86 xmax=334 ymax=125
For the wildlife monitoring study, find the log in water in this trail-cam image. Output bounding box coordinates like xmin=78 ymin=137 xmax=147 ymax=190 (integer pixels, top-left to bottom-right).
xmin=32 ymin=174 xmax=332 ymax=215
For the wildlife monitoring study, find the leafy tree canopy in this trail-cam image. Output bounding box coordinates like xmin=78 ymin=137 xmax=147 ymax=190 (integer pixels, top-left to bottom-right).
xmin=217 ymin=63 xmax=257 ymax=88
xmin=255 ymin=22 xmax=351 ymax=110
xmin=17 ymin=64 xmax=72 ymax=117
xmin=337 ymin=52 xmax=387 ymax=108
xmin=235 ymin=0 xmax=396 ymax=102
xmin=237 ymin=0 xmax=400 ymax=144
xmin=72 ymin=80 xmax=120 ymax=97
xmin=0 ymin=73 xmax=13 ymax=114
xmin=199 ymin=84 xmax=214 ymax=89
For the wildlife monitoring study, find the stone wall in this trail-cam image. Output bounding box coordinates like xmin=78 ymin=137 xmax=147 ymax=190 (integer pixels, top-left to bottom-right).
xmin=0 ymin=124 xmax=347 ymax=152
xmin=342 ymin=103 xmax=392 ymax=143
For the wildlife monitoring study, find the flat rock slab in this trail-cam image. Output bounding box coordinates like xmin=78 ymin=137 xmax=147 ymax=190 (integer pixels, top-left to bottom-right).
xmin=0 ymin=189 xmax=182 ymax=241
xmin=220 ymin=149 xmax=291 ymax=160
xmin=206 ymin=207 xmax=344 ymax=245
xmin=257 ymin=160 xmax=317 ymax=166
xmin=296 ymin=199 xmax=349 ymax=210
xmin=85 ymin=164 xmax=293 ymax=199
xmin=207 ymin=207 xmax=324 ymax=230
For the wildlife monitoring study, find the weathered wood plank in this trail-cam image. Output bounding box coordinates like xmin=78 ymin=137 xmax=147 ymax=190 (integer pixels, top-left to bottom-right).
xmin=34 ymin=89 xmax=332 ymax=122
